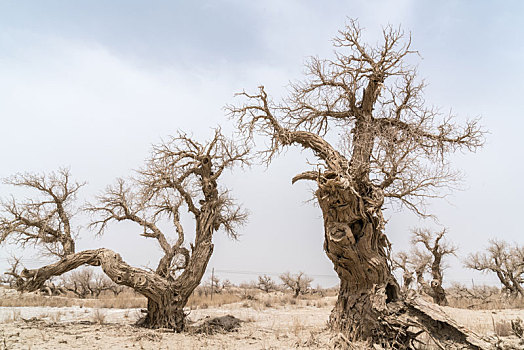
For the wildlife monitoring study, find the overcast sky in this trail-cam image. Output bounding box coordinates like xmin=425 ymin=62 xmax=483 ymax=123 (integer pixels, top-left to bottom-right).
xmin=1 ymin=1 xmax=523 ymax=288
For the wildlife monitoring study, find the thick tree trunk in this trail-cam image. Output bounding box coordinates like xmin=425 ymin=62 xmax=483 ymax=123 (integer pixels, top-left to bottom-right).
xmin=315 ymin=177 xmax=490 ymax=348
xmin=138 ymin=295 xmax=187 ymax=331
xmin=317 ymin=177 xmax=399 ymax=341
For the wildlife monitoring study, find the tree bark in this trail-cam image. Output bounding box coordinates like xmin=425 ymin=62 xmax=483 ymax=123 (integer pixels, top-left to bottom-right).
xmin=138 ymin=295 xmax=187 ymax=331
xmin=314 ymin=176 xmax=488 ymax=348
xmin=316 ymin=176 xmax=400 ymax=341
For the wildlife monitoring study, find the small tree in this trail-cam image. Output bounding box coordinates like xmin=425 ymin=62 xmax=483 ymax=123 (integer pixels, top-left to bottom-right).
xmin=257 ymin=274 xmax=277 ymax=293
xmin=0 ymin=130 xmax=249 ymax=331
xmin=392 ymin=251 xmax=414 ymax=293
xmin=280 ymin=271 xmax=313 ymax=297
xmin=465 ymin=239 xmax=524 ymax=297
xmin=409 ymin=228 xmax=456 ymax=305
xmin=2 ymin=256 xmax=23 ymax=288
xmin=61 ymin=268 xmax=118 ymax=298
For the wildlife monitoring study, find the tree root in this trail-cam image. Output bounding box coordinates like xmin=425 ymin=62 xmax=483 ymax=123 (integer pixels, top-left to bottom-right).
xmin=366 ymin=294 xmax=494 ymax=349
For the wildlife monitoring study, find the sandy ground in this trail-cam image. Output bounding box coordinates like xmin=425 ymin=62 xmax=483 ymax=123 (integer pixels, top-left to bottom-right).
xmin=0 ymin=302 xmax=334 ymax=349
xmin=1 ymin=289 xmax=524 ymax=349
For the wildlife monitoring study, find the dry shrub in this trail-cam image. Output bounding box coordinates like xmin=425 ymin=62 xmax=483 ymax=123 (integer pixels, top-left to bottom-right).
xmin=493 ymin=319 xmax=512 ymax=337
xmin=50 ymin=311 xmax=64 ymax=323
xmin=187 ymin=291 xmax=242 ymax=309
xmin=92 ymin=309 xmax=106 ymax=324
xmin=4 ymin=309 xmax=21 ymax=323
xmin=291 ymin=317 xmax=304 ymax=337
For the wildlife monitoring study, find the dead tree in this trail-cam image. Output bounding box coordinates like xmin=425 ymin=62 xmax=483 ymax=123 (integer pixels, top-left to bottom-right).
xmin=392 ymin=251 xmax=414 ymax=293
xmin=230 ymin=20 xmax=488 ymax=348
xmin=0 ymin=130 xmax=249 ymax=331
xmin=410 ymin=228 xmax=456 ymax=305
xmin=280 ymin=271 xmax=312 ymax=297
xmin=257 ymin=274 xmax=277 ymax=293
xmin=0 ymin=169 xmax=82 ymax=258
xmin=2 ymin=256 xmax=23 ymax=288
xmin=465 ymin=239 xmax=524 ymax=297
xmin=60 ymin=268 xmax=116 ymax=298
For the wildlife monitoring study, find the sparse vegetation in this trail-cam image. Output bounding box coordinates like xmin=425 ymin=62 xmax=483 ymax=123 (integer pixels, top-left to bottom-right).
xmin=466 ymin=239 xmax=524 ymax=297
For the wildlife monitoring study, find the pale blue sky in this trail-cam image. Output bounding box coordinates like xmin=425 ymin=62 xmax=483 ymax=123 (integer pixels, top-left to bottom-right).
xmin=0 ymin=1 xmax=523 ymax=287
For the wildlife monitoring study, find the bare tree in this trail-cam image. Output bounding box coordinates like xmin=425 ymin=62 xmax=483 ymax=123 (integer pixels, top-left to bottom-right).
xmin=257 ymin=274 xmax=277 ymax=293
xmin=0 ymin=129 xmax=249 ymax=331
xmin=60 ymin=268 xmax=117 ymax=298
xmin=280 ymin=271 xmax=313 ymax=298
xmin=0 ymin=168 xmax=83 ymax=258
xmin=465 ymin=239 xmax=524 ymax=297
xmin=410 ymin=228 xmax=457 ymax=305
xmin=1 ymin=256 xmax=23 ymax=288
xmin=392 ymin=251 xmax=414 ymax=293
xmin=229 ymin=20 xmax=486 ymax=347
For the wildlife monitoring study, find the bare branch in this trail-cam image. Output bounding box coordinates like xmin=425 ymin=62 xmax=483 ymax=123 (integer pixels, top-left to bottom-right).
xmin=0 ymin=168 xmax=84 ymax=257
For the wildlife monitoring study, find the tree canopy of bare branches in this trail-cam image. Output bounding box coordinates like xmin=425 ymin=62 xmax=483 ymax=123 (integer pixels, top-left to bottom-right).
xmin=229 ymin=19 xmax=486 ymax=348
xmin=280 ymin=271 xmax=312 ymax=297
xmin=257 ymin=274 xmax=277 ymax=293
xmin=409 ymin=228 xmax=456 ymax=305
xmin=465 ymin=239 xmax=524 ymax=297
xmin=0 ymin=168 xmax=84 ymax=258
xmin=0 ymin=129 xmax=249 ymax=331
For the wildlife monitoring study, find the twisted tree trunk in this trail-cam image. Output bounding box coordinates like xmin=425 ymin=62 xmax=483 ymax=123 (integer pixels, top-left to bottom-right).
xmin=316 ymin=176 xmax=400 ymax=341
xmin=313 ymin=175 xmax=489 ymax=348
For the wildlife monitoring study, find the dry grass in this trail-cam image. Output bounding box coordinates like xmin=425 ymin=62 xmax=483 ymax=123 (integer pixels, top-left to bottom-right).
xmin=4 ymin=309 xmax=21 ymax=323
xmin=0 ymin=287 xmax=146 ymax=309
xmin=448 ymin=295 xmax=524 ymax=310
xmin=92 ymin=309 xmax=107 ymax=324
xmin=187 ymin=292 xmax=243 ymax=309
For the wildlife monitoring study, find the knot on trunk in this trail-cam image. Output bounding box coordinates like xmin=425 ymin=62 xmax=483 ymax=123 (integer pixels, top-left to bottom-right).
xmin=327 ymin=222 xmax=355 ymax=244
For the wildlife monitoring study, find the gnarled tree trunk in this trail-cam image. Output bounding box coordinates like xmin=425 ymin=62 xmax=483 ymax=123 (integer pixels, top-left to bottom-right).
xmin=316 ymin=176 xmax=401 ymax=341
xmin=139 ymin=295 xmax=187 ymax=330
xmin=314 ymin=176 xmax=489 ymax=348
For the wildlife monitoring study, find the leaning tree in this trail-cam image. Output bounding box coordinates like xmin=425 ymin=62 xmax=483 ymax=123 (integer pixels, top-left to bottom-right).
xmin=465 ymin=239 xmax=524 ymax=297
xmin=0 ymin=130 xmax=249 ymax=331
xmin=230 ymin=20 xmax=487 ymax=348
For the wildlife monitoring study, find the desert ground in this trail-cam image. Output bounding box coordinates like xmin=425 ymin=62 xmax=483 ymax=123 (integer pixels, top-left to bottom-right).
xmin=1 ymin=286 xmax=523 ymax=349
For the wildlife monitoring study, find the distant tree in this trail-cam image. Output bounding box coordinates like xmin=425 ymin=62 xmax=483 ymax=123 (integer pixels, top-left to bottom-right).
xmin=0 ymin=130 xmax=249 ymax=331
xmin=230 ymin=19 xmax=485 ymax=346
xmin=465 ymin=239 xmax=524 ymax=297
xmin=61 ymin=268 xmax=118 ymax=298
xmin=411 ymin=228 xmax=457 ymax=305
xmin=221 ymin=279 xmax=233 ymax=291
xmin=257 ymin=274 xmax=277 ymax=293
xmin=280 ymin=271 xmax=313 ymax=297
xmin=2 ymin=256 xmax=22 ymax=288
xmin=392 ymin=251 xmax=414 ymax=293
xmin=398 ymin=228 xmax=456 ymax=305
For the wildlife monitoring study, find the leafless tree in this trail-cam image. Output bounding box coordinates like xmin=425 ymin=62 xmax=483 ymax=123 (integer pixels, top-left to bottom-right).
xmin=60 ymin=268 xmax=117 ymax=298
xmin=257 ymin=274 xmax=277 ymax=293
xmin=229 ymin=19 xmax=486 ymax=347
xmin=280 ymin=271 xmax=313 ymax=298
xmin=0 ymin=168 xmax=83 ymax=258
xmin=465 ymin=239 xmax=524 ymax=297
xmin=392 ymin=251 xmax=414 ymax=293
xmin=410 ymin=228 xmax=457 ymax=305
xmin=0 ymin=129 xmax=249 ymax=331
xmin=1 ymin=256 xmax=23 ymax=288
